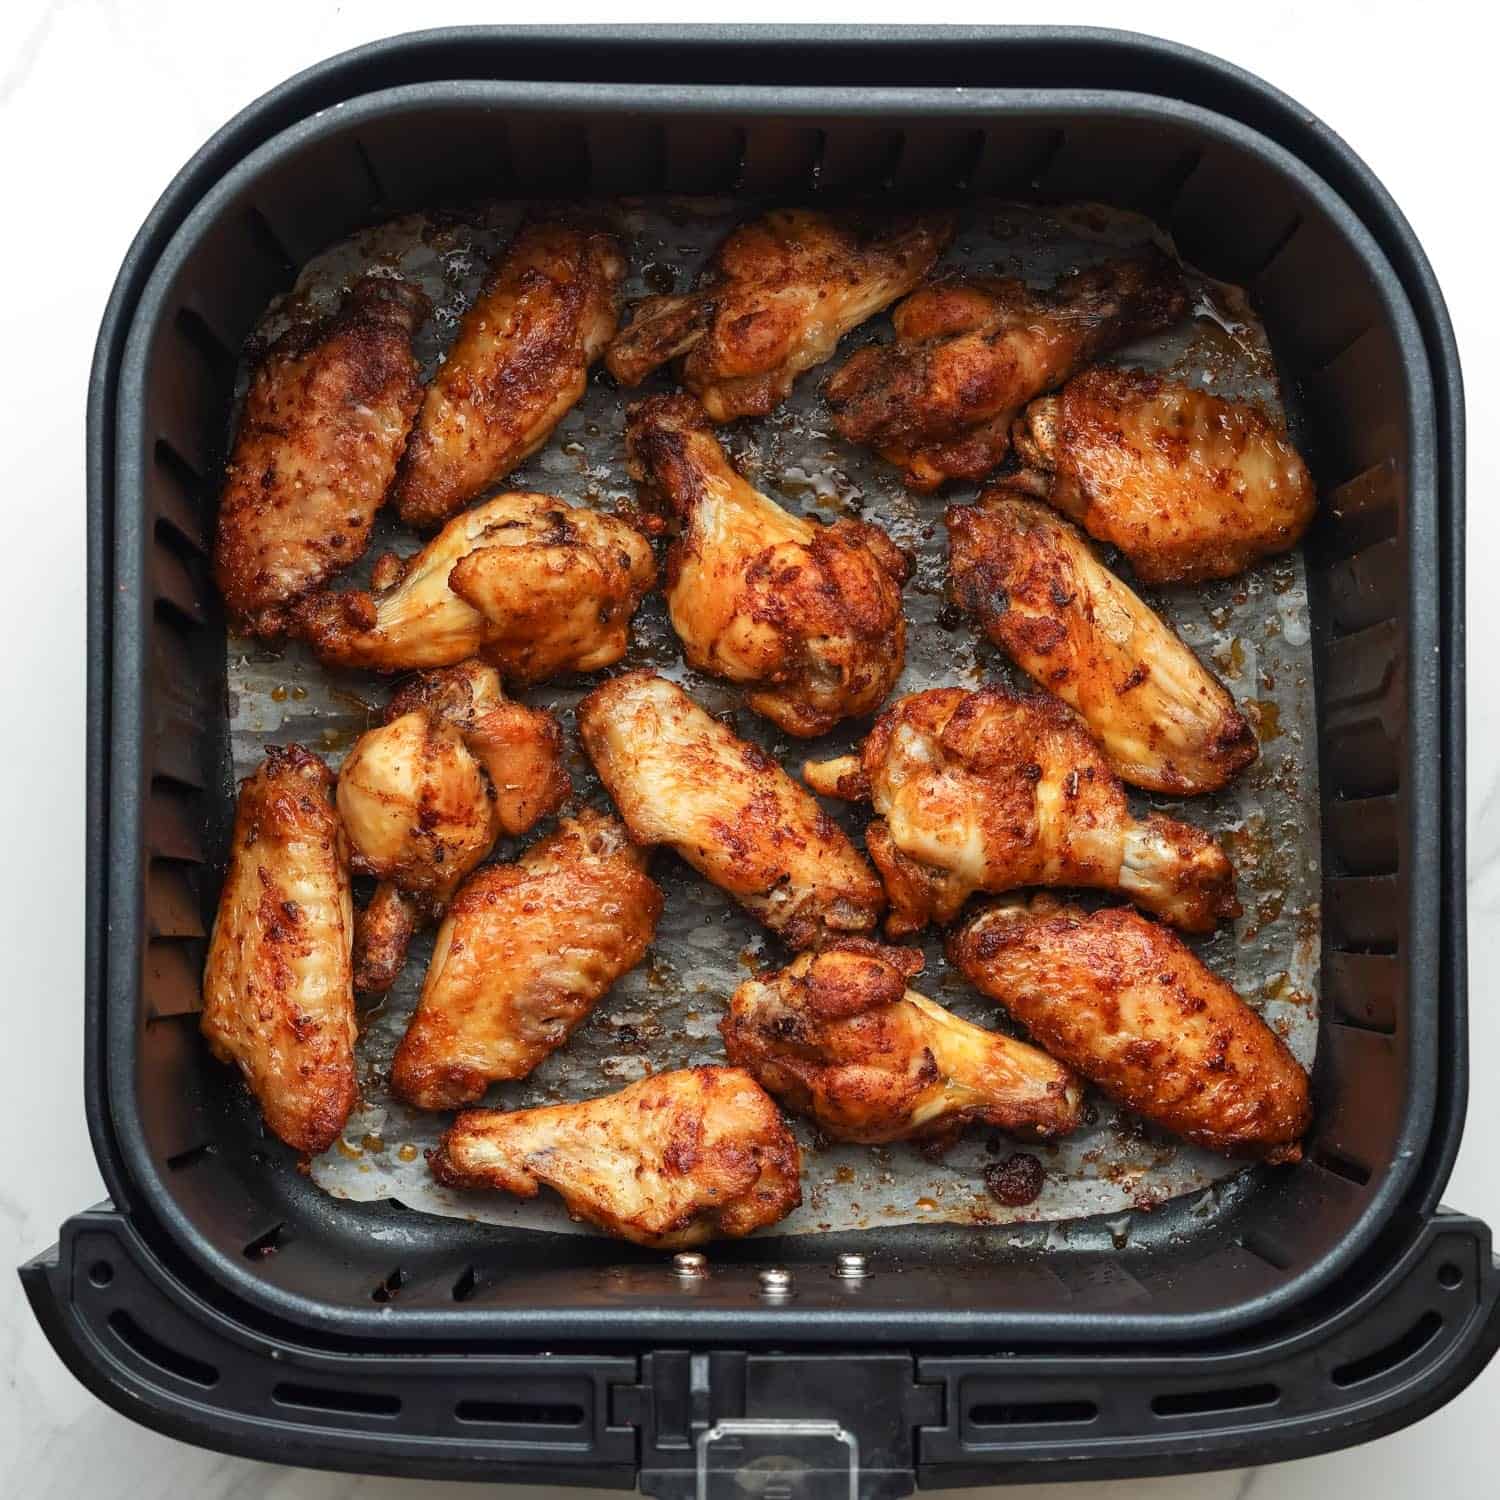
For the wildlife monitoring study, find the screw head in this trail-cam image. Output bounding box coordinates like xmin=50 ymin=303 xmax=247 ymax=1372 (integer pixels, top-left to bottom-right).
xmin=834 ymin=1252 xmax=869 ymax=1280
xmin=672 ymin=1251 xmax=708 ymax=1278
xmin=758 ymin=1267 xmax=793 ymax=1295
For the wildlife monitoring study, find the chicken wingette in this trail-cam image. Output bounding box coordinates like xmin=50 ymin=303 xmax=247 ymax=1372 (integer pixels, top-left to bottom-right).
xmin=201 ymin=745 xmax=356 ymax=1154
xmin=626 ymin=394 xmax=911 ymax=736
xmin=291 ymin=491 xmax=655 ymax=680
xmin=722 ymin=940 xmax=1083 ymax=1148
xmin=336 ymin=661 xmax=569 ymax=992
xmin=946 ymin=493 xmax=1257 ymax=794
xmin=430 ymin=1067 xmax=802 ymax=1245
xmin=606 ymin=206 xmax=955 ymax=421
xmin=391 ymin=812 xmax=663 ymax=1110
xmin=213 ymin=276 xmax=428 ymax=636
xmin=1005 ymin=367 xmax=1316 ymax=584
xmin=949 ymin=898 xmax=1311 ymax=1162
xmin=578 ymin=672 xmax=885 ymax=948
xmin=804 ymin=687 xmax=1238 ymax=937
xmin=825 ymin=249 xmax=1188 ymax=490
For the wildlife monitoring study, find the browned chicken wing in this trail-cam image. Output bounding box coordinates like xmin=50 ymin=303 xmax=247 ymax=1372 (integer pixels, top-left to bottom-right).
xmin=626 ymin=395 xmax=911 ymax=736
xmin=1005 ymin=367 xmax=1316 ymax=583
xmin=213 ymin=276 xmax=429 ymax=635
xmin=804 ymin=687 xmax=1238 ymax=937
xmin=391 ymin=223 xmax=624 ymax=529
xmin=430 ymin=1067 xmax=802 ymax=1245
xmin=946 ymin=494 xmax=1257 ymax=794
xmin=606 ymin=207 xmax=954 ymax=421
xmin=578 ymin=672 xmax=885 ymax=948
xmin=391 ymin=812 xmax=662 ymax=1110
xmin=825 ymin=250 xmax=1188 ymax=491
xmin=201 ymin=746 xmax=356 ymax=1154
xmin=337 ymin=661 xmax=569 ymax=992
xmin=723 ymin=939 xmax=1083 ymax=1148
xmin=291 ymin=492 xmax=655 ymax=680
xmin=949 ymin=898 xmax=1311 ymax=1162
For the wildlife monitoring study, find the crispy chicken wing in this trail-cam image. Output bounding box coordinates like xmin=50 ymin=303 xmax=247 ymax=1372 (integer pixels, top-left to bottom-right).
xmin=804 ymin=687 xmax=1238 ymax=937
xmin=722 ymin=939 xmax=1083 ymax=1148
xmin=1005 ymin=367 xmax=1316 ymax=583
xmin=946 ymin=494 xmax=1257 ymax=794
xmin=337 ymin=661 xmax=568 ymax=991
xmin=578 ymin=672 xmax=884 ymax=948
xmin=825 ymin=250 xmax=1188 ymax=491
xmin=391 ymin=812 xmax=662 ymax=1109
xmin=291 ymin=492 xmax=655 ymax=680
xmin=213 ymin=276 xmax=429 ymax=635
xmin=430 ymin=1067 xmax=802 ymax=1245
xmin=201 ymin=746 xmax=356 ymax=1154
xmin=606 ymin=207 xmax=954 ymax=421
xmin=949 ymin=898 xmax=1310 ymax=1162
xmin=626 ymin=395 xmax=911 ymax=736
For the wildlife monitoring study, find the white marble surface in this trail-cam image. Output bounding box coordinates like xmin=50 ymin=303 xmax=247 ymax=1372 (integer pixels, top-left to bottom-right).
xmin=2 ymin=2 xmax=1496 ymax=1495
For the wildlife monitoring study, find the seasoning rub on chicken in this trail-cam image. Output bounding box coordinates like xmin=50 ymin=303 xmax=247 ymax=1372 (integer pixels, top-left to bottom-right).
xmin=627 ymin=394 xmax=911 ymax=736
xmin=430 ymin=1067 xmax=802 ymax=1245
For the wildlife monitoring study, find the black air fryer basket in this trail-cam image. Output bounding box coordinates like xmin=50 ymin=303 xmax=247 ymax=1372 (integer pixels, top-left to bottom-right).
xmin=25 ymin=26 xmax=1495 ymax=1493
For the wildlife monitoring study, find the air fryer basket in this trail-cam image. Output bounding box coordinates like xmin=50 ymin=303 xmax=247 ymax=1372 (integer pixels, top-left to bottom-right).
xmin=24 ymin=27 xmax=1494 ymax=1491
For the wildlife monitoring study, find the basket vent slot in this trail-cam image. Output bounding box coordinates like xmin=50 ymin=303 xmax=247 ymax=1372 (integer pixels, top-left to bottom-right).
xmin=454 ymin=1398 xmax=586 ymax=1427
xmin=1310 ymin=1147 xmax=1372 ymax=1187
xmin=243 ymin=1223 xmax=288 ymax=1260
xmin=108 ymin=1310 xmax=218 ymax=1388
xmin=969 ymin=1398 xmax=1097 ymax=1426
xmin=273 ymin=1382 xmax=401 ymax=1417
xmin=352 ymin=139 xmax=386 ymax=208
xmin=1239 ymin=1233 xmax=1292 ymax=1272
xmin=1247 ymin=214 xmax=1304 ymax=279
xmin=372 ymin=1266 xmax=407 ymax=1303
xmin=243 ymin=207 xmax=296 ymax=279
xmin=1331 ymin=1310 xmax=1443 ymax=1387
xmin=165 ymin=1141 xmax=214 ymax=1171
xmin=1151 ymin=1382 xmax=1279 ymax=1418
xmin=452 ymin=1265 xmax=479 ymax=1302
xmin=174 ymin=307 xmax=237 ymax=385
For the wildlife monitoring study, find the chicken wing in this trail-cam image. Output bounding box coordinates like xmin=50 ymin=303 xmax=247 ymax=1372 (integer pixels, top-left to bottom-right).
xmin=390 ymin=812 xmax=661 ymax=1109
xmin=946 ymin=494 xmax=1257 ymax=794
xmin=391 ymin=223 xmax=625 ymax=529
xmin=949 ymin=898 xmax=1310 ymax=1162
xmin=606 ymin=207 xmax=954 ymax=421
xmin=578 ymin=672 xmax=885 ymax=948
xmin=201 ymin=745 xmax=356 ymax=1154
xmin=337 ymin=661 xmax=569 ymax=992
xmin=722 ymin=939 xmax=1083 ymax=1148
xmin=804 ymin=687 xmax=1238 ymax=937
xmin=626 ymin=395 xmax=911 ymax=736
xmin=213 ymin=276 xmax=429 ymax=636
xmin=825 ymin=249 xmax=1188 ymax=491
xmin=429 ymin=1067 xmax=802 ymax=1245
xmin=291 ymin=492 xmax=655 ymax=680
xmin=1005 ymin=367 xmax=1316 ymax=583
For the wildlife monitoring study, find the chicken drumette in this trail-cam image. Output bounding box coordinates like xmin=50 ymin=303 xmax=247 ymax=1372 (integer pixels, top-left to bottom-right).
xmin=723 ymin=940 xmax=1083 ymax=1149
xmin=336 ymin=661 xmax=569 ymax=992
xmin=213 ymin=276 xmax=429 ymax=636
xmin=946 ymin=494 xmax=1257 ymax=795
xmin=201 ymin=746 xmax=356 ymax=1154
xmin=578 ymin=672 xmax=885 ymax=948
xmin=391 ymin=812 xmax=663 ymax=1110
xmin=949 ymin=898 xmax=1311 ymax=1162
xmin=825 ymin=249 xmax=1188 ymax=491
xmin=1004 ymin=367 xmax=1317 ymax=584
xmin=291 ymin=491 xmax=655 ymax=680
xmin=606 ymin=206 xmax=955 ymax=421
xmin=430 ymin=1067 xmax=802 ymax=1245
xmin=392 ymin=223 xmax=625 ymax=529
xmin=805 ymin=687 xmax=1238 ymax=937
xmin=626 ymin=394 xmax=911 ymax=736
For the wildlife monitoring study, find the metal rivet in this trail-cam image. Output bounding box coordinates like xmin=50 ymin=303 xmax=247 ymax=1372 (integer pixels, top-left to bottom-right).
xmin=673 ymin=1251 xmax=708 ymax=1278
xmin=758 ymin=1267 xmax=793 ymax=1296
xmin=834 ymin=1252 xmax=868 ymax=1280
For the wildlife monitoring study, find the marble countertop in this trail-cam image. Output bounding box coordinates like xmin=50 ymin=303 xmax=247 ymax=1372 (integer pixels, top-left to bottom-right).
xmin=4 ymin=2 xmax=1496 ymax=1496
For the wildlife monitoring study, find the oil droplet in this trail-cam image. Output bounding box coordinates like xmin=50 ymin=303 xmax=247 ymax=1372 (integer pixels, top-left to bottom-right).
xmin=291 ymin=684 xmax=309 ymax=700
xmin=361 ymin=1133 xmax=386 ymax=1154
xmin=336 ymin=1137 xmax=363 ymax=1159
xmin=916 ymin=1196 xmax=939 ymax=1211
xmin=397 ymin=1143 xmax=419 ymax=1162
xmin=1252 ymin=701 xmax=1282 ymax=741
xmin=270 ymin=685 xmax=288 ymax=702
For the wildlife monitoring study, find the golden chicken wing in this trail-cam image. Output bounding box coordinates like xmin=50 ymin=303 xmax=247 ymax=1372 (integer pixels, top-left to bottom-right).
xmin=429 ymin=1067 xmax=802 ymax=1245
xmin=946 ymin=494 xmax=1257 ymax=794
xmin=626 ymin=395 xmax=911 ymax=736
xmin=391 ymin=812 xmax=662 ymax=1110
xmin=337 ymin=661 xmax=569 ymax=992
xmin=291 ymin=491 xmax=655 ymax=680
xmin=1006 ymin=367 xmax=1316 ymax=583
xmin=392 ymin=223 xmax=625 ymax=529
xmin=606 ymin=207 xmax=954 ymax=421
xmin=825 ymin=249 xmax=1188 ymax=491
xmin=213 ymin=276 xmax=428 ymax=636
xmin=804 ymin=687 xmax=1238 ymax=937
xmin=201 ymin=746 xmax=356 ymax=1154
xmin=722 ymin=939 xmax=1083 ymax=1149
xmin=949 ymin=898 xmax=1311 ymax=1162
xmin=578 ymin=672 xmax=884 ymax=948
